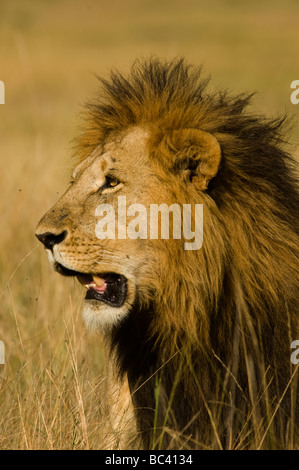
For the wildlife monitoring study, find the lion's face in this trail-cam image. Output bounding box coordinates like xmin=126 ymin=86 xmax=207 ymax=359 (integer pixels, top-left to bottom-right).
xmin=35 ymin=128 xmax=173 ymax=329
xmin=36 ymin=124 xmax=221 ymax=330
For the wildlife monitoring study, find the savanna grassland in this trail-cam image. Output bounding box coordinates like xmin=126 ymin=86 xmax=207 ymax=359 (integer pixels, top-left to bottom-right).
xmin=0 ymin=0 xmax=298 ymax=449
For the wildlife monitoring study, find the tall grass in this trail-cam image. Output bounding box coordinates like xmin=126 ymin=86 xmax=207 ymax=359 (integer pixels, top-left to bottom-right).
xmin=0 ymin=268 xmax=134 ymax=449
xmin=149 ymin=349 xmax=298 ymax=450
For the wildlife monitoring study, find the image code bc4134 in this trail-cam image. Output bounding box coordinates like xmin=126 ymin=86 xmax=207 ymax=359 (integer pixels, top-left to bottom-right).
xmin=147 ymin=455 xmax=193 ymax=465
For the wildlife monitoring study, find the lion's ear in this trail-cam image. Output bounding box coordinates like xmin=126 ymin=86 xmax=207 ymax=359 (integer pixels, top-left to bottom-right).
xmin=170 ymin=128 xmax=221 ymax=190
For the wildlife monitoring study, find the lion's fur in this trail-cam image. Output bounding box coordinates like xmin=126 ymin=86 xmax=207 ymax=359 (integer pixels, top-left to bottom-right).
xmin=39 ymin=58 xmax=299 ymax=449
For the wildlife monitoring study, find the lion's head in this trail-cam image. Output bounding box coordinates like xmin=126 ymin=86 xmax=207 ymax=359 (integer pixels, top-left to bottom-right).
xmin=35 ymin=124 xmax=221 ymax=332
xmin=36 ymin=59 xmax=299 ymax=449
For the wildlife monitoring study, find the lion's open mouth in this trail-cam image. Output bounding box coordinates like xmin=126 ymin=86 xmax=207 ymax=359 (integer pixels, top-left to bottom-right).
xmin=54 ymin=262 xmax=127 ymax=307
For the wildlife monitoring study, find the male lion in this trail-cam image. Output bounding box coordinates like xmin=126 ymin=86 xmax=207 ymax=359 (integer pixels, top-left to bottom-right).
xmin=36 ymin=59 xmax=299 ymax=449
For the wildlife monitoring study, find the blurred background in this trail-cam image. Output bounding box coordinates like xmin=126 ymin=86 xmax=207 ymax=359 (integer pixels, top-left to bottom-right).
xmin=0 ymin=0 xmax=298 ymax=449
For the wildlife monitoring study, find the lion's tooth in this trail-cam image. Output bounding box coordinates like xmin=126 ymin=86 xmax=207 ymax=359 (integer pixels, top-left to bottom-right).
xmin=92 ymin=275 xmax=105 ymax=288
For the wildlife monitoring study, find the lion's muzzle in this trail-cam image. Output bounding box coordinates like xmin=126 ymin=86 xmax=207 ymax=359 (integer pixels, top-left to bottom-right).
xmin=35 ymin=227 xmax=128 ymax=309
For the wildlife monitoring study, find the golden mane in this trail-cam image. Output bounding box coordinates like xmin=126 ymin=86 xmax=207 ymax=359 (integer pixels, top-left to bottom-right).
xmin=76 ymin=57 xmax=298 ymax=337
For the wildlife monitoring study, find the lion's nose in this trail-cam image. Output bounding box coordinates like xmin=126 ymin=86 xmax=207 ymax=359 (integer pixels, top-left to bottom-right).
xmin=35 ymin=230 xmax=67 ymax=250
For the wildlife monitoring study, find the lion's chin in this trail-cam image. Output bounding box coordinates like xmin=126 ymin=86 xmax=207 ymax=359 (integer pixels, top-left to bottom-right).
xmin=82 ymin=300 xmax=130 ymax=331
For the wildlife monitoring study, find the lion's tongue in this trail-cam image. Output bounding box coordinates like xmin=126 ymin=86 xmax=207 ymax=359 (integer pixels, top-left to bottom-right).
xmin=77 ymin=274 xmax=107 ymax=293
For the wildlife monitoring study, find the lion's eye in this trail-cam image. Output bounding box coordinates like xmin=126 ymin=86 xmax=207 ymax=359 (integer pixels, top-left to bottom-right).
xmin=101 ymin=176 xmax=120 ymax=190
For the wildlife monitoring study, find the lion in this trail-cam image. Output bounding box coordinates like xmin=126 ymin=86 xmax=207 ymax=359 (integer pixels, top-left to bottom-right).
xmin=35 ymin=58 xmax=299 ymax=449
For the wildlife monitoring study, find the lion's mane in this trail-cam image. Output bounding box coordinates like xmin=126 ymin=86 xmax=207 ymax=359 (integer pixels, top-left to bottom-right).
xmin=77 ymin=59 xmax=299 ymax=449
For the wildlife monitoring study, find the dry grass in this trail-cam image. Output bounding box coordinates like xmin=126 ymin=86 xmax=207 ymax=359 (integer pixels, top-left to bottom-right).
xmin=0 ymin=0 xmax=298 ymax=449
